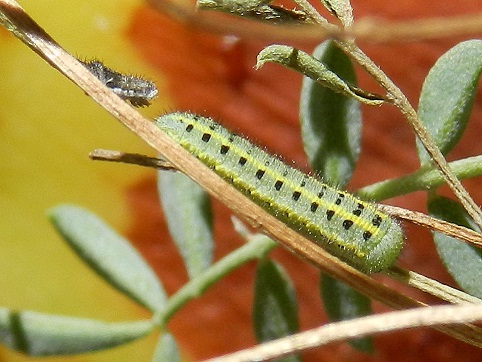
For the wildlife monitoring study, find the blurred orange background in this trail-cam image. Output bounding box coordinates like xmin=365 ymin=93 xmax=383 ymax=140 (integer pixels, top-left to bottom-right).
xmin=1 ymin=0 xmax=482 ymax=361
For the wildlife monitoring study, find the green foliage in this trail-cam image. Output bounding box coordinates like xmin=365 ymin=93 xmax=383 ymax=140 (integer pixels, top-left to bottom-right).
xmin=418 ymin=40 xmax=482 ymax=300
xmin=299 ymin=39 xmax=361 ymax=187
xmin=49 ymin=205 xmax=166 ymax=312
xmin=158 ymin=170 xmax=213 ymax=279
xmin=428 ymin=196 xmax=482 ymax=299
xmin=257 ymin=44 xmax=383 ymax=106
xmin=152 ymin=332 xmax=181 ymax=362
xmin=300 ymin=39 xmax=372 ymax=351
xmin=0 ymin=308 xmax=153 ymax=356
xmin=320 ymin=275 xmax=373 ymax=352
xmin=253 ymin=259 xmax=300 ymax=362
xmin=417 ymin=40 xmax=482 ymax=165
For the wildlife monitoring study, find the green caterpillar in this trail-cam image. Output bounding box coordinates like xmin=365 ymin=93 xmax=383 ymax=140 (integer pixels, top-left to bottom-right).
xmin=156 ymin=112 xmax=404 ymax=273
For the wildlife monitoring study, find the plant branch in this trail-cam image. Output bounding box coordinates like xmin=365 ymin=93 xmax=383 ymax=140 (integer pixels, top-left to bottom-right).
xmin=387 ymin=266 xmax=482 ymax=304
xmin=358 ymin=155 xmax=482 ymax=201
xmin=148 ymin=0 xmax=482 ymax=43
xmin=159 ymin=234 xmax=276 ymax=324
xmin=89 ymin=149 xmax=176 ymax=171
xmin=204 ymin=304 xmax=482 ymax=362
xmin=379 ymin=205 xmax=482 ymax=248
xmin=2 ymin=0 xmax=482 ymax=348
xmin=335 ymin=41 xmax=482 ymax=231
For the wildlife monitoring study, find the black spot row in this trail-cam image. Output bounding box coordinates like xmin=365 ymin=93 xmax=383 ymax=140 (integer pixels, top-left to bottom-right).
xmin=343 ymin=220 xmax=353 ymax=230
xmin=326 ymin=210 xmax=335 ymax=220
xmin=274 ymin=180 xmax=283 ymax=190
xmin=292 ymin=191 xmax=301 ymax=201
xmin=188 ymin=126 xmax=376 ymax=241
xmin=256 ymin=169 xmax=265 ymax=180
xmin=353 ymin=203 xmax=364 ymax=217
xmin=317 ymin=186 xmax=326 ymax=198
xmin=372 ymin=215 xmax=382 ymax=227
xmin=220 ymin=145 xmax=230 ymax=154
xmin=335 ymin=193 xmax=344 ymax=205
xmin=202 ymin=133 xmax=211 ymax=142
xmin=310 ymin=202 xmax=319 ymax=212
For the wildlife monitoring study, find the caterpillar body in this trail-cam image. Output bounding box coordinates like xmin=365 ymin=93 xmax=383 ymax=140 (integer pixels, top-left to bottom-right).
xmin=156 ymin=112 xmax=404 ymax=273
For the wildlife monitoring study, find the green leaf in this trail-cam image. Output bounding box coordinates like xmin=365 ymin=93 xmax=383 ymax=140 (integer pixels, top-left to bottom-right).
xmin=49 ymin=205 xmax=166 ymax=313
xmin=197 ymin=0 xmax=308 ymax=23
xmin=158 ymin=171 xmax=213 ymax=279
xmin=320 ymin=274 xmax=373 ymax=353
xmin=152 ymin=332 xmax=181 ymax=362
xmin=197 ymin=0 xmax=271 ymax=13
xmin=253 ymin=259 xmax=299 ymax=362
xmin=0 ymin=308 xmax=153 ymax=356
xmin=428 ymin=195 xmax=482 ymax=299
xmin=417 ymin=40 xmax=482 ymax=165
xmin=300 ymin=40 xmax=361 ymax=186
xmin=256 ymin=44 xmax=383 ymax=106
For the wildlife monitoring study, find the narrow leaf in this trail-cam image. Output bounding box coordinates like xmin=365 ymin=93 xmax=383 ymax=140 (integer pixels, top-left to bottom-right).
xmin=158 ymin=170 xmax=213 ymax=279
xmin=428 ymin=195 xmax=482 ymax=299
xmin=197 ymin=0 xmax=271 ymax=13
xmin=253 ymin=259 xmax=299 ymax=362
xmin=417 ymin=40 xmax=482 ymax=165
xmin=320 ymin=274 xmax=373 ymax=352
xmin=197 ymin=0 xmax=308 ymax=23
xmin=49 ymin=205 xmax=166 ymax=312
xmin=300 ymin=40 xmax=361 ymax=186
xmin=0 ymin=308 xmax=152 ymax=356
xmin=152 ymin=332 xmax=181 ymax=362
xmin=257 ymin=45 xmax=383 ymax=105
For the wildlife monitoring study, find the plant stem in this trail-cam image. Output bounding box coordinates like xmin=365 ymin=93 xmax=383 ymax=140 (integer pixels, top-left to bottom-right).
xmin=336 ymin=40 xmax=482 ymax=230
xmin=357 ymin=155 xmax=482 ymax=202
xmin=387 ymin=266 xmax=482 ymax=304
xmin=158 ymin=235 xmax=277 ymax=324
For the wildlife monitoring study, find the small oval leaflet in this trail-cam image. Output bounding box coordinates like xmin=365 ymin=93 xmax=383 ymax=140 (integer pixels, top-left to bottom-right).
xmin=156 ymin=112 xmax=404 ymax=273
xmin=81 ymin=60 xmax=158 ymax=107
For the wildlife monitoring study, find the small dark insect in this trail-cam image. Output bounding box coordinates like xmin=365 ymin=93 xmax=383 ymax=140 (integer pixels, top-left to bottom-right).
xmin=80 ymin=59 xmax=158 ymax=107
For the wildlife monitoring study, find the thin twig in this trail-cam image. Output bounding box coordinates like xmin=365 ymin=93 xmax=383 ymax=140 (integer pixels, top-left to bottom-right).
xmin=147 ymin=0 xmax=482 ymax=43
xmin=357 ymin=155 xmax=482 ymax=201
xmin=89 ymin=149 xmax=176 ymax=171
xmin=335 ymin=38 xmax=482 ymax=233
xmin=379 ymin=204 xmax=482 ymax=248
xmin=204 ymin=304 xmax=482 ymax=362
xmin=387 ymin=266 xmax=482 ymax=304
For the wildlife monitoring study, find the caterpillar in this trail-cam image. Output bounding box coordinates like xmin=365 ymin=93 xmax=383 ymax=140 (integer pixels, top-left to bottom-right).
xmin=156 ymin=112 xmax=404 ymax=273
xmin=80 ymin=60 xmax=158 ymax=107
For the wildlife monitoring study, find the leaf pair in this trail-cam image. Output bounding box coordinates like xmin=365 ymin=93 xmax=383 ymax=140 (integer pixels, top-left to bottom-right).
xmin=0 ymin=206 xmax=181 ymax=360
xmin=419 ymin=40 xmax=482 ymax=299
xmin=297 ymin=40 xmax=372 ymax=352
